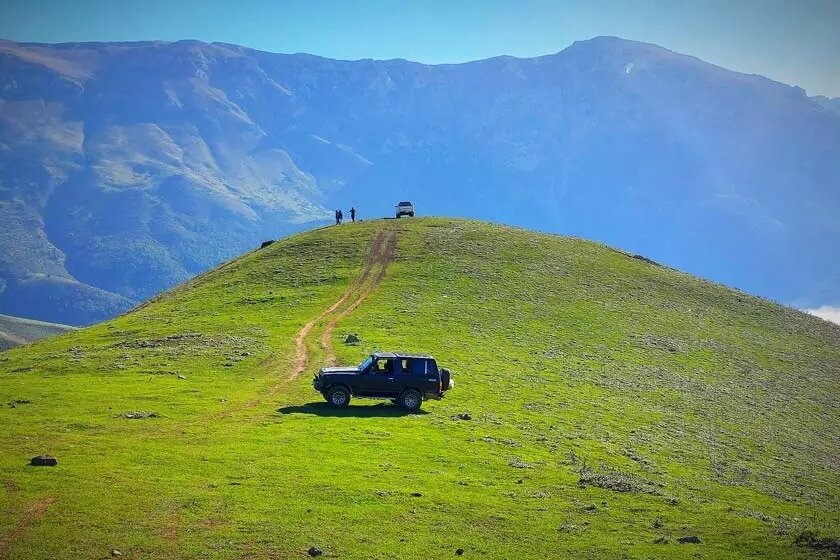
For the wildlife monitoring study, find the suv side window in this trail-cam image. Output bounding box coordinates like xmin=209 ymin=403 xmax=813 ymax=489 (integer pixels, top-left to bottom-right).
xmin=374 ymin=359 xmax=395 ymax=375
xmin=408 ymin=359 xmax=427 ymax=375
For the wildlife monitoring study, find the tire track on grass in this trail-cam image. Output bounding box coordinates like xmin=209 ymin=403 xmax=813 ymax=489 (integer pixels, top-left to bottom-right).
xmin=151 ymin=227 xmax=397 ymax=553
xmin=232 ymin=225 xmax=397 ymax=412
xmin=0 ymin=496 xmax=55 ymax=558
xmin=318 ymin=228 xmax=397 ymax=365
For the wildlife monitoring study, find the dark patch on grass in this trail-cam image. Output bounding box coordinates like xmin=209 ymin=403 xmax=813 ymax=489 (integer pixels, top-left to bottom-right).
xmin=508 ymin=457 xmax=533 ymax=469
xmin=629 ymin=333 xmax=684 ymax=353
xmin=578 ymin=463 xmax=662 ymax=495
xmin=276 ymin=402 xmax=427 ymax=417
xmin=794 ymin=530 xmax=840 ymax=557
xmin=113 ymin=333 xmax=203 ymax=349
xmin=623 ymin=448 xmax=655 ymax=471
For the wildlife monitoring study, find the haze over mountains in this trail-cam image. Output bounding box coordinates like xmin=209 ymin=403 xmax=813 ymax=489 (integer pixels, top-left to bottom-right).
xmin=1 ymin=36 xmax=838 ymax=325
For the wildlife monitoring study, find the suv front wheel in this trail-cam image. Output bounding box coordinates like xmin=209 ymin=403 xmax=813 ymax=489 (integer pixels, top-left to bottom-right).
xmin=398 ymin=388 xmax=423 ymax=411
xmin=326 ymin=386 xmax=351 ymax=408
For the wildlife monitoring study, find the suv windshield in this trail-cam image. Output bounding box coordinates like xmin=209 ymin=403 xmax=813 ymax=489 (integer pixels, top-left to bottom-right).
xmin=358 ymin=355 xmax=374 ymax=371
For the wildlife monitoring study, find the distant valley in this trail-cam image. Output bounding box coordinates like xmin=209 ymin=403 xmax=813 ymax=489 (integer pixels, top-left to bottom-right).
xmin=1 ymin=36 xmax=838 ymax=325
xmin=0 ymin=313 xmax=73 ymax=350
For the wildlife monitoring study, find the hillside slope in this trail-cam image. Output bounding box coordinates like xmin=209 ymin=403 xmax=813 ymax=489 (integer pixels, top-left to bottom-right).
xmin=0 ymin=313 xmax=74 ymax=351
xmin=2 ymin=37 xmax=840 ymax=325
xmin=0 ymin=218 xmax=838 ymax=559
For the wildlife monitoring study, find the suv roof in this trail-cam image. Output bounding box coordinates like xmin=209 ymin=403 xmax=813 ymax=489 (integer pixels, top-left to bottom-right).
xmin=397 ymin=201 xmax=412 ymax=206
xmin=372 ymin=351 xmax=433 ymax=360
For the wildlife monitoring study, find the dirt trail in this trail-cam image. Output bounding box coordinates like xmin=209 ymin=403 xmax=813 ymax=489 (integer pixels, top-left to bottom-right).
xmin=233 ymin=226 xmax=397 ymax=411
xmin=0 ymin=496 xmax=55 ymax=558
xmin=318 ymin=229 xmax=397 ymax=364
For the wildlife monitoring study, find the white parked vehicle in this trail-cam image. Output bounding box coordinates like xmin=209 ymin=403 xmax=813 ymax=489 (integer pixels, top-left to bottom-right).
xmin=396 ymin=201 xmax=415 ymax=218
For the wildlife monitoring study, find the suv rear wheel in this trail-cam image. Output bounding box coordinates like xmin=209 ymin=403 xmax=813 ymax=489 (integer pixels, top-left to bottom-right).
xmin=326 ymin=386 xmax=351 ymax=408
xmin=398 ymin=388 xmax=422 ymax=411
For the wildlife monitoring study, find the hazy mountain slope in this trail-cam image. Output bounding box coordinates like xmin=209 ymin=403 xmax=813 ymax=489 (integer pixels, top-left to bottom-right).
xmin=0 ymin=219 xmax=838 ymax=559
xmin=1 ymin=37 xmax=839 ymax=325
xmin=0 ymin=313 xmax=74 ymax=350
xmin=0 ymin=39 xmax=331 ymax=325
xmin=812 ymin=95 xmax=840 ymax=116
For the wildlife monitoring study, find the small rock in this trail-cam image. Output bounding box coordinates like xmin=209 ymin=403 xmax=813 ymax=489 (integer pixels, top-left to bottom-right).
xmin=584 ymin=503 xmax=597 ymax=512
xmin=307 ymin=546 xmax=323 ymax=557
xmin=678 ymin=535 xmax=701 ymax=544
xmin=516 ymin=479 xmax=523 ymax=484
xmin=30 ymin=455 xmax=57 ymax=467
xmin=652 ymin=518 xmax=663 ymax=529
xmin=456 ymin=413 xmax=472 ymax=421
xmin=653 ymin=536 xmax=668 ymax=544
xmin=177 ymin=374 xmax=186 ymax=380
xmin=260 ymin=240 xmax=275 ymax=249
xmin=455 ymin=548 xmax=464 ymax=556
xmin=111 ymin=549 xmax=123 ymax=557
xmin=344 ymin=333 xmax=360 ymax=344
xmin=411 ymin=492 xmax=422 ymax=497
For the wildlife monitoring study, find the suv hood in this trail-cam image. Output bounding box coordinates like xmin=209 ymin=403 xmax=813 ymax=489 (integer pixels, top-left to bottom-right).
xmin=319 ymin=366 xmax=359 ymax=375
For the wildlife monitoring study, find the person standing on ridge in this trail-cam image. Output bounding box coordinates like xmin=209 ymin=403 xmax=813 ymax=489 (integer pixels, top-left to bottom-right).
xmin=350 ymin=207 xmax=356 ymax=222
xmin=335 ymin=209 xmax=340 ymax=225
xmin=338 ymin=209 xmax=344 ymax=224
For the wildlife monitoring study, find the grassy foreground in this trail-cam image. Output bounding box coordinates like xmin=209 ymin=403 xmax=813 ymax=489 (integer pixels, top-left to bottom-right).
xmin=1 ymin=218 xmax=838 ymax=559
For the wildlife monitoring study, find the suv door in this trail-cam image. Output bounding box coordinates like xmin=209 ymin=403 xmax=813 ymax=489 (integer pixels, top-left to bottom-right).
xmin=356 ymin=358 xmax=400 ymax=397
xmin=417 ymin=358 xmax=440 ymax=397
xmin=401 ymin=358 xmax=437 ymax=397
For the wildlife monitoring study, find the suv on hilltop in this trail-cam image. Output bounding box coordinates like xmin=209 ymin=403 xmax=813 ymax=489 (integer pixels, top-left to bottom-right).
xmin=313 ymin=352 xmax=453 ymax=410
xmin=396 ymin=201 xmax=415 ymax=218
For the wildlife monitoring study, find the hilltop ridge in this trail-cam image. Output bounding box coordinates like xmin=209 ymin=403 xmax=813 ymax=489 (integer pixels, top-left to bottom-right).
xmin=1 ymin=218 xmax=838 ymax=559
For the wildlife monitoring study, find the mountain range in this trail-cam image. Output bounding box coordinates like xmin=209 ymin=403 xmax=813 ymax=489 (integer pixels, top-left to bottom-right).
xmin=1 ymin=36 xmax=838 ymax=325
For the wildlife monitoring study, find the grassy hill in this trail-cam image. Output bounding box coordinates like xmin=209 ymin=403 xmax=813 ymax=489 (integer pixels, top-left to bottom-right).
xmin=0 ymin=218 xmax=838 ymax=559
xmin=0 ymin=314 xmax=75 ymax=351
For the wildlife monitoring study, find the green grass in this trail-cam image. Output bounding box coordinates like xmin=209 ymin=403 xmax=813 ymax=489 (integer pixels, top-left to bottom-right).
xmin=1 ymin=218 xmax=838 ymax=559
xmin=0 ymin=314 xmax=75 ymax=351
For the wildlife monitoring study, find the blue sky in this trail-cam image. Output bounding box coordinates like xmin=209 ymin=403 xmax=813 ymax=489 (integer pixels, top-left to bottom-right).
xmin=1 ymin=0 xmax=838 ymax=96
